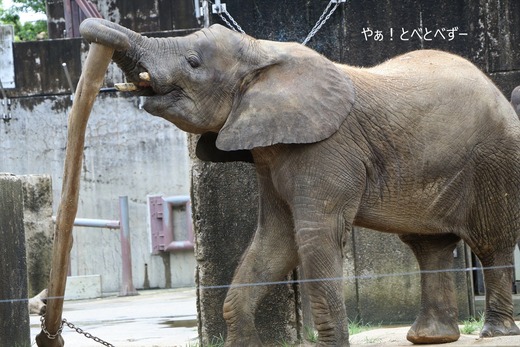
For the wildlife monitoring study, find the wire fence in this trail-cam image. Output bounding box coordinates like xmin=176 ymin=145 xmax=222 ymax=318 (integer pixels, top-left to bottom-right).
xmin=2 ymin=264 xmax=514 ymax=305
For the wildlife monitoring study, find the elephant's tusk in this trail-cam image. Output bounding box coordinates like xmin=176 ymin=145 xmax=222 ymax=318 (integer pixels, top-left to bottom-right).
xmin=114 ymin=83 xmax=139 ymax=91
xmin=139 ymin=72 xmax=151 ymax=81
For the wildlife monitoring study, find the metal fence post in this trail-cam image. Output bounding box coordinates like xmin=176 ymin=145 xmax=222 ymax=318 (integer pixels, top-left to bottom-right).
xmin=119 ymin=196 xmax=138 ymax=296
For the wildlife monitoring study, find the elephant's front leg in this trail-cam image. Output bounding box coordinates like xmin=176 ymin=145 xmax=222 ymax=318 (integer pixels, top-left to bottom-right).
xmin=296 ymin=215 xmax=350 ymax=346
xmin=399 ymin=233 xmax=462 ymax=344
xmin=223 ymin=177 xmax=299 ymax=347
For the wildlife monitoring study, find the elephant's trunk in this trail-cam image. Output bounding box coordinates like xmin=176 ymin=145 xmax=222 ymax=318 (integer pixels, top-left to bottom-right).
xmin=79 ymin=18 xmax=158 ymax=87
xmin=79 ymin=18 xmax=132 ymax=51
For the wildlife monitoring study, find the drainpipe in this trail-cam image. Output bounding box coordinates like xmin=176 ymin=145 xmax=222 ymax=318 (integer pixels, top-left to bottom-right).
xmin=0 ymin=79 xmax=11 ymax=121
xmin=62 ymin=63 xmax=75 ymax=100
xmin=119 ymin=196 xmax=138 ymax=296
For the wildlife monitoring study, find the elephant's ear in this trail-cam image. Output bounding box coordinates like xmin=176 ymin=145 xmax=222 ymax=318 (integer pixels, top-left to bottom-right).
xmin=215 ymin=42 xmax=356 ymax=151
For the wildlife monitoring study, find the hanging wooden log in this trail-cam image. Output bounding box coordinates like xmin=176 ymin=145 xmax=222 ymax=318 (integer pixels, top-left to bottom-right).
xmin=36 ymin=42 xmax=114 ymax=347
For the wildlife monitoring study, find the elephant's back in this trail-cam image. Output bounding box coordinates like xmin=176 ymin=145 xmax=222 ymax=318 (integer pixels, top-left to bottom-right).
xmin=368 ymin=49 xmax=479 ymax=77
xmin=345 ymin=49 xmax=520 ymax=136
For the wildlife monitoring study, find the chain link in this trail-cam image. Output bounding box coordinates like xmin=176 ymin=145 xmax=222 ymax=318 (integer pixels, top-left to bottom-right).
xmin=218 ymin=10 xmax=245 ymax=33
xmin=40 ymin=316 xmax=63 ymax=340
xmin=208 ymin=0 xmax=245 ymax=33
xmin=302 ymin=1 xmax=341 ymax=46
xmin=40 ymin=316 xmax=115 ymax=347
xmin=208 ymin=0 xmax=345 ymax=43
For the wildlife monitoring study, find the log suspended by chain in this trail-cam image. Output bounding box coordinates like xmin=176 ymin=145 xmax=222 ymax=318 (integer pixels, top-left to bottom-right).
xmin=35 ymin=42 xmax=115 ymax=347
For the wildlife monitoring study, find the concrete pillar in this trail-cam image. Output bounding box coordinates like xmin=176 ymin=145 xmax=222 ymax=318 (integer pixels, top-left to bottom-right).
xmin=0 ymin=173 xmax=30 ymax=346
xmin=20 ymin=175 xmax=54 ymax=297
xmin=192 ymin=159 xmax=301 ymax=345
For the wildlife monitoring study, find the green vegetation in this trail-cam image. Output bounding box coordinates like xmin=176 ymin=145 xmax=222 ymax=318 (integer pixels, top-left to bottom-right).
xmin=0 ymin=0 xmax=47 ymax=41
xmin=304 ymin=325 xmax=319 ymax=343
xmin=460 ymin=312 xmax=485 ymax=335
xmin=348 ymin=318 xmax=379 ymax=336
xmin=185 ymin=334 xmax=225 ymax=347
xmin=301 ymin=319 xmax=378 ymax=345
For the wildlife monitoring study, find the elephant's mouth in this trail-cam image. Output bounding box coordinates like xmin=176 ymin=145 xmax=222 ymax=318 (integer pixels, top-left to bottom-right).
xmin=115 ymin=71 xmax=156 ymax=96
xmin=115 ymin=70 xmax=184 ymax=100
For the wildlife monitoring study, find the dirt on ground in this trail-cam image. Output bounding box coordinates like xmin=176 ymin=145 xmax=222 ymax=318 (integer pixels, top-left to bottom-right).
xmin=349 ymin=323 xmax=520 ymax=346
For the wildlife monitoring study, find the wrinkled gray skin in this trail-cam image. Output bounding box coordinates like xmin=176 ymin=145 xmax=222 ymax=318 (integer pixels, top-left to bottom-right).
xmin=80 ymin=18 xmax=520 ymax=346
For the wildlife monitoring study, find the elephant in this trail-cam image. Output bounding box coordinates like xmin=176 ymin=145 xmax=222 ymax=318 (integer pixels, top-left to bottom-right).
xmin=79 ymin=18 xmax=520 ymax=346
xmin=29 ymin=288 xmax=47 ymax=315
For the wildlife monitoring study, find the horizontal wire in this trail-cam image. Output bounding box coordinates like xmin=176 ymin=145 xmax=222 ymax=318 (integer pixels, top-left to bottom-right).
xmin=1 ymin=265 xmax=514 ymax=304
xmin=200 ymin=264 xmax=513 ymax=290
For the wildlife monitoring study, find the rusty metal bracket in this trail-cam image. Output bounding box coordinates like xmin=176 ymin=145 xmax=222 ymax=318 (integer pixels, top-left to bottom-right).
xmin=211 ymin=0 xmax=227 ymax=14
xmin=148 ymin=195 xmax=194 ymax=254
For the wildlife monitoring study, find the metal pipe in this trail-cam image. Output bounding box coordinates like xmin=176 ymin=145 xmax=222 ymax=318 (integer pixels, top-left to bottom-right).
xmin=194 ymin=0 xmax=201 ymax=18
xmin=0 ymin=79 xmax=11 ymax=121
xmin=0 ymin=79 xmax=7 ymax=100
xmin=163 ymin=195 xmax=190 ymax=205
xmin=202 ymin=0 xmax=210 ymax=28
xmin=51 ymin=195 xmax=137 ymax=296
xmin=99 ymin=87 xmax=117 ymax=93
xmin=62 ymin=62 xmax=75 ymax=100
xmin=164 ymin=240 xmax=194 ymax=252
xmin=51 ymin=216 xmax=119 ymax=229
xmin=118 ymin=196 xmax=138 ymax=296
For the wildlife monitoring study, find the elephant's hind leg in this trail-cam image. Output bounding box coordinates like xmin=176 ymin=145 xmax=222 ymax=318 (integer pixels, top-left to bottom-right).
xmin=399 ymin=233 xmax=461 ymax=344
xmin=468 ymin=241 xmax=520 ymax=338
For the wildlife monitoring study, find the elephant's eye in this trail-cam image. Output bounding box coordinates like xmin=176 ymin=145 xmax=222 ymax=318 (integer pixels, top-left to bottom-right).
xmin=187 ymin=54 xmax=201 ymax=68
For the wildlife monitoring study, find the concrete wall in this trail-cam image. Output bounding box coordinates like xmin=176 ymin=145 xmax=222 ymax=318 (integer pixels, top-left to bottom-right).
xmin=1 ymin=92 xmax=193 ymax=294
xmin=1 ymin=1 xmax=199 ymax=295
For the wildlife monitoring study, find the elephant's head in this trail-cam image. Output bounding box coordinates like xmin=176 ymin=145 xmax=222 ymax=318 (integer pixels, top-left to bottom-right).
xmin=80 ymin=19 xmax=355 ymax=161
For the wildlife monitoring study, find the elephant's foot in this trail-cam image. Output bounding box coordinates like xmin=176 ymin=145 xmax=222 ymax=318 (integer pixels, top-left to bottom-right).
xmin=480 ymin=318 xmax=520 ymax=338
xmin=406 ymin=315 xmax=460 ymax=344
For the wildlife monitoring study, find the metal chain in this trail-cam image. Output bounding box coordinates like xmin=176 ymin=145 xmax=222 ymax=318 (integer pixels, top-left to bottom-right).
xmin=40 ymin=316 xmax=115 ymax=347
xmin=218 ymin=9 xmax=245 ymax=33
xmin=40 ymin=316 xmax=63 ymax=340
xmin=302 ymin=0 xmax=342 ymax=45
xmin=208 ymin=0 xmax=345 ymax=43
xmin=208 ymin=0 xmax=245 ymax=33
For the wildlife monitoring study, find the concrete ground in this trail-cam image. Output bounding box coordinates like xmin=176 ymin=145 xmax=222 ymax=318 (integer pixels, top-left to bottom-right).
xmin=30 ymin=288 xmax=198 ymax=347
xmin=30 ymin=288 xmax=520 ymax=346
xmin=349 ymin=326 xmax=520 ymax=346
